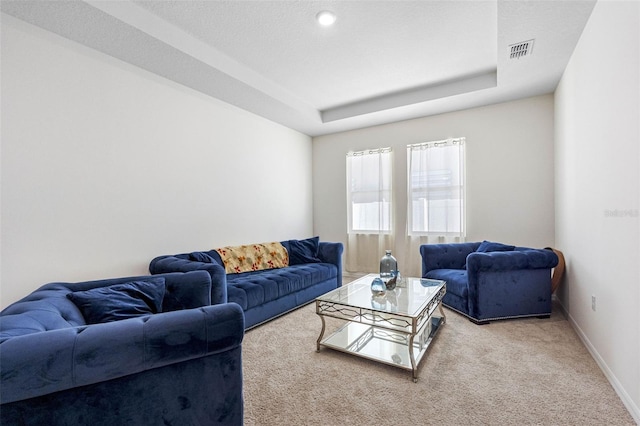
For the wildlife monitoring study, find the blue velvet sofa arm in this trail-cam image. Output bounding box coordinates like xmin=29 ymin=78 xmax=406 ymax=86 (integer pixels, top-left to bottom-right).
xmin=466 ymin=250 xmax=558 ymax=321
xmin=150 ymin=255 xmax=227 ymax=304
xmin=318 ymin=241 xmax=344 ymax=287
xmin=466 ymin=249 xmax=559 ymax=273
xmin=0 ymin=302 xmax=244 ymax=405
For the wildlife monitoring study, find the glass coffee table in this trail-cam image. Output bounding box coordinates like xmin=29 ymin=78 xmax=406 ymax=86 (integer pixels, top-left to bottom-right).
xmin=315 ymin=274 xmax=446 ymax=382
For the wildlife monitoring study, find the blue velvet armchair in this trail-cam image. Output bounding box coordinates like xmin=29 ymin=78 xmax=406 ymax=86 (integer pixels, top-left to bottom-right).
xmin=0 ymin=271 xmax=244 ymax=425
xmin=420 ymin=241 xmax=559 ymax=323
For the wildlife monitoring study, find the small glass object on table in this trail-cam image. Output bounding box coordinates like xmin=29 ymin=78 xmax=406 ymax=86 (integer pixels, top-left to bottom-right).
xmin=380 ymin=250 xmax=398 ymax=290
xmin=370 ymin=277 xmax=386 ymax=296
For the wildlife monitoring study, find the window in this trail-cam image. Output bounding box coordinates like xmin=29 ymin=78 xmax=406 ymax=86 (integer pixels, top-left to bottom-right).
xmin=407 ymin=138 xmax=465 ymax=236
xmin=346 ymin=148 xmax=392 ymax=234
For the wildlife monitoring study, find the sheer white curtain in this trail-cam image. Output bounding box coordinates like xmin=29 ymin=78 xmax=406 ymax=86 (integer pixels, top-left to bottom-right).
xmin=346 ymin=148 xmax=394 ymax=272
xmin=403 ymin=138 xmax=466 ymax=277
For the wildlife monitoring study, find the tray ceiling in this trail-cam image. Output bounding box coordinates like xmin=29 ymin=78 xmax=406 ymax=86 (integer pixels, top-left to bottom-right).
xmin=1 ymin=1 xmax=596 ymax=136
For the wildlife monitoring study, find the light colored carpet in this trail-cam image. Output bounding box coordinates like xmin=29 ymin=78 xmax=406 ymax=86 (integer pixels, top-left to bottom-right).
xmin=242 ymin=294 xmax=635 ymax=425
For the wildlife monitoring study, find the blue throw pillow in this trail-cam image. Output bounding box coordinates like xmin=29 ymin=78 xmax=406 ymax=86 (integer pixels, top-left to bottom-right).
xmin=189 ymin=251 xmax=215 ymax=263
xmin=476 ymin=240 xmax=516 ymax=253
xmin=67 ymin=278 xmax=166 ymax=324
xmin=288 ymin=236 xmax=322 ymax=265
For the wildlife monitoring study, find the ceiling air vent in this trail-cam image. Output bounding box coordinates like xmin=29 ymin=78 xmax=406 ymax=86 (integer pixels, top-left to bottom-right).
xmin=509 ymin=39 xmax=535 ymax=59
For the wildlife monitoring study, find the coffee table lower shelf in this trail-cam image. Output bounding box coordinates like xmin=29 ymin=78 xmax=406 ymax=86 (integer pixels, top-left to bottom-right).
xmin=317 ymin=315 xmax=444 ymax=382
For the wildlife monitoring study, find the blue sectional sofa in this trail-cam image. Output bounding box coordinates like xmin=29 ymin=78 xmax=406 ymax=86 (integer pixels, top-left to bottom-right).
xmin=0 ymin=271 xmax=244 ymax=426
xmin=421 ymin=241 xmax=559 ymax=323
xmin=149 ymin=237 xmax=343 ymax=329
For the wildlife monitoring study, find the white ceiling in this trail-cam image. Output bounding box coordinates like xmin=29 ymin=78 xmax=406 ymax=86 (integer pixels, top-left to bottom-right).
xmin=1 ymin=0 xmax=596 ymax=137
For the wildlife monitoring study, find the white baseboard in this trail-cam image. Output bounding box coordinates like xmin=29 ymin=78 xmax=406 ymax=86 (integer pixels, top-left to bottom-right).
xmin=557 ymin=301 xmax=640 ymax=424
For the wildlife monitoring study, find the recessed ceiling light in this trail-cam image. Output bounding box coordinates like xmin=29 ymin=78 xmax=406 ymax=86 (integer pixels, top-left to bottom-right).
xmin=316 ymin=10 xmax=336 ymax=26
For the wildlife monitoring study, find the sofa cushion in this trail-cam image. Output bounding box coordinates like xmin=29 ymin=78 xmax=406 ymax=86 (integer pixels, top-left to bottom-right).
xmin=424 ymin=269 xmax=468 ymax=299
xmin=476 ymin=240 xmax=516 ymax=253
xmin=284 ymin=236 xmax=322 ymax=265
xmin=66 ymin=278 xmax=166 ymax=324
xmin=215 ymin=242 xmax=289 ymax=274
xmin=226 ymin=263 xmax=337 ymax=310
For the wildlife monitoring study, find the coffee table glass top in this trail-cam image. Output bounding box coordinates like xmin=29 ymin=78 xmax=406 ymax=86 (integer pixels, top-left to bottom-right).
xmin=316 ymin=273 xmax=445 ymax=317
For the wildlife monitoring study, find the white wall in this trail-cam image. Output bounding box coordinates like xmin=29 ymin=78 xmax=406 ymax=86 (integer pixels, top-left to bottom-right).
xmin=0 ymin=15 xmax=313 ymax=308
xmin=313 ymin=94 xmax=556 ymax=275
xmin=555 ymin=0 xmax=640 ymax=421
